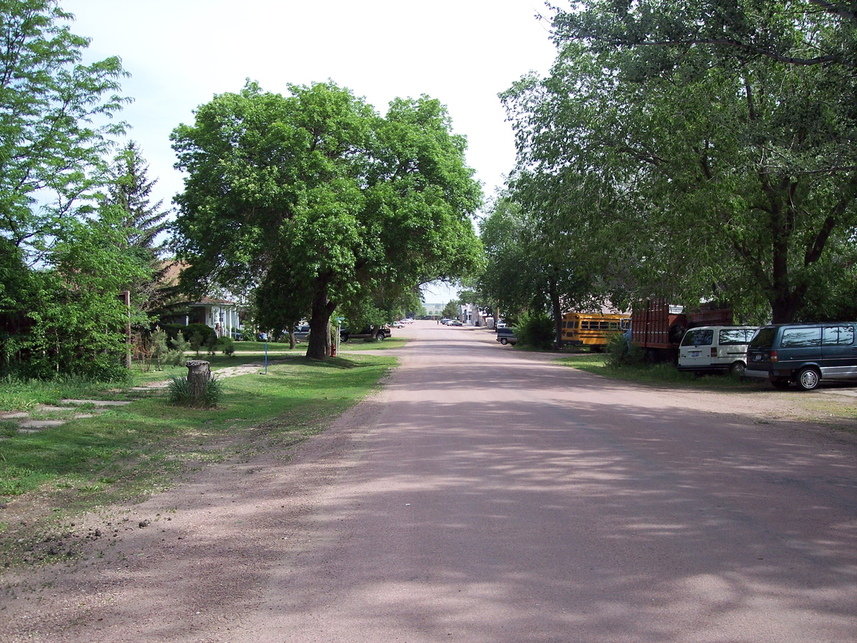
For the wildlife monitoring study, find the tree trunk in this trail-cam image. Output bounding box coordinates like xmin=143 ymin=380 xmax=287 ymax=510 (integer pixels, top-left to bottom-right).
xmin=185 ymin=360 xmax=210 ymax=404
xmin=549 ymin=273 xmax=563 ymax=349
xmin=306 ymin=281 xmax=336 ymax=360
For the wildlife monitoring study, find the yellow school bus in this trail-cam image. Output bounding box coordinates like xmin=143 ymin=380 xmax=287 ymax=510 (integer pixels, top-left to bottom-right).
xmin=561 ymin=312 xmax=631 ymax=349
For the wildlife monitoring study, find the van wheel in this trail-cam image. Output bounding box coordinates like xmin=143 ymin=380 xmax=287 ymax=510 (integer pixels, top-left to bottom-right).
xmin=796 ymin=367 xmax=820 ymax=391
xmin=771 ymin=378 xmax=790 ymax=389
xmin=375 ymin=331 xmax=385 ymax=341
xmin=499 ymin=338 xmax=508 ymax=345
xmin=729 ymin=362 xmax=745 ymax=377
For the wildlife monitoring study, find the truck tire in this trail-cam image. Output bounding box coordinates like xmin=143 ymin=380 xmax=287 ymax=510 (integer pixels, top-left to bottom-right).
xmin=729 ymin=361 xmax=745 ymax=377
xmin=499 ymin=337 xmax=508 ymax=345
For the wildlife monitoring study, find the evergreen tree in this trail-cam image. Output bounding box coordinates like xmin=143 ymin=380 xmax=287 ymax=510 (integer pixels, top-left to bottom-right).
xmin=104 ymin=141 xmax=172 ymax=313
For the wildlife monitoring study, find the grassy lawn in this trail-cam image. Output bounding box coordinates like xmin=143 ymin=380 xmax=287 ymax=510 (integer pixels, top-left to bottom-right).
xmin=340 ymin=338 xmax=408 ymax=351
xmin=0 ymin=338 xmax=408 ymax=410
xmin=0 ymin=353 xmax=395 ymax=564
xmin=558 ymin=352 xmax=761 ymax=390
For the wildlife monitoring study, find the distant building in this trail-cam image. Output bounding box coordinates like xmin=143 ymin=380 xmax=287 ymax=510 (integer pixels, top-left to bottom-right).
xmin=423 ymin=302 xmax=444 ymax=317
xmin=157 ymin=262 xmax=243 ymax=338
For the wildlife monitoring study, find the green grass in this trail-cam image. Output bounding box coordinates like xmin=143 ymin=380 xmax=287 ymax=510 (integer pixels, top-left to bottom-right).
xmin=339 ymin=338 xmax=408 ymax=351
xmin=0 ymin=375 xmax=127 ymax=412
xmin=558 ymin=353 xmax=760 ymax=389
xmin=0 ymin=353 xmax=394 ymax=563
xmin=2 ymin=339 xmax=406 ymax=410
xmin=230 ymin=340 xmax=303 ymax=352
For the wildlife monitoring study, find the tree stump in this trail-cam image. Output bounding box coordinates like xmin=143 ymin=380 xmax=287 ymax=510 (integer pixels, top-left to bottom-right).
xmin=185 ymin=360 xmax=211 ymax=404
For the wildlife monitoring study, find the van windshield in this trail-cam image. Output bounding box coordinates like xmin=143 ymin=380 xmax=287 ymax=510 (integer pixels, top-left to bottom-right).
xmin=681 ymin=329 xmax=714 ymax=346
xmin=749 ymin=327 xmax=777 ymax=348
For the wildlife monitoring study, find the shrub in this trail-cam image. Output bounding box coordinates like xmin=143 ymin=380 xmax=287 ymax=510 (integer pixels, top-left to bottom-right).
xmin=150 ymin=328 xmax=170 ymax=370
xmin=159 ymin=323 xmax=216 ymax=345
xmin=167 ymin=334 xmax=189 ymax=366
xmin=167 ymin=375 xmax=223 ymax=407
xmin=218 ymin=336 xmax=235 ymax=356
xmin=205 ymin=333 xmax=218 ymax=356
xmin=189 ymin=331 xmax=204 ymax=358
xmin=516 ymin=312 xmax=555 ymax=350
xmin=606 ymin=332 xmax=644 ymax=367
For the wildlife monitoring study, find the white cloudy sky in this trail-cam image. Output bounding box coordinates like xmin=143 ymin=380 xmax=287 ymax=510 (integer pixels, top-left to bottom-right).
xmin=63 ymin=0 xmax=558 ymax=302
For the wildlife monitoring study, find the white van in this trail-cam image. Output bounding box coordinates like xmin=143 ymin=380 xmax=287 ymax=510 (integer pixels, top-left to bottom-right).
xmin=678 ymin=326 xmax=759 ymax=376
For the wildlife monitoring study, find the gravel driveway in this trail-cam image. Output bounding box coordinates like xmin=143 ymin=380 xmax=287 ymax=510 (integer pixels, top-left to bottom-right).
xmin=2 ymin=321 xmax=856 ymax=641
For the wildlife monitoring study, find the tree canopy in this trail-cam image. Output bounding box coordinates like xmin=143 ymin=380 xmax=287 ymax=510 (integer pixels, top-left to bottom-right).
xmin=0 ymin=0 xmax=127 ymax=258
xmin=172 ymin=81 xmax=482 ymax=358
xmin=500 ymin=0 xmax=857 ymax=323
xmin=0 ymin=0 xmax=141 ymax=380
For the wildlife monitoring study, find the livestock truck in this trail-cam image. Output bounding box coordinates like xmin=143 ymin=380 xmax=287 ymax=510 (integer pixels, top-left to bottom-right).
xmin=631 ymin=298 xmax=732 ymax=362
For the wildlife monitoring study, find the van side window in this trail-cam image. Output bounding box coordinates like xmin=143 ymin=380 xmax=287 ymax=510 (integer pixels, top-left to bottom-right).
xmin=781 ymin=327 xmax=822 ymax=348
xmin=823 ymin=325 xmax=855 ymax=346
xmin=681 ymin=329 xmax=714 ymax=346
xmin=719 ymin=329 xmax=752 ymax=345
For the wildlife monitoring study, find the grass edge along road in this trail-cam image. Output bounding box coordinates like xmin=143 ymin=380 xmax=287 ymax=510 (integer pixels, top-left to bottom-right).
xmin=0 ymin=353 xmax=395 ymax=569
xmin=559 ymin=352 xmax=857 ymax=426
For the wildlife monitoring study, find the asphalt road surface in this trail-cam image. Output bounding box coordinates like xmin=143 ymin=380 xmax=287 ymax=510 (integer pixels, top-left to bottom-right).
xmin=3 ymin=321 xmax=856 ymax=641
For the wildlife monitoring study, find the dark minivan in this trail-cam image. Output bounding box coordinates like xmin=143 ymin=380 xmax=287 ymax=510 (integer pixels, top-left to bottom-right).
xmin=744 ymin=322 xmax=857 ymax=390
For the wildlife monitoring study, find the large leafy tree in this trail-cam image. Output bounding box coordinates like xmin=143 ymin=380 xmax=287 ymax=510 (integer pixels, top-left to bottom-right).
xmin=172 ymin=82 xmax=482 ymax=358
xmin=478 ymin=195 xmax=594 ymax=344
xmin=0 ymin=1 xmax=136 ymax=379
xmin=0 ymin=0 xmax=126 ymax=256
xmin=503 ymin=1 xmax=857 ymax=323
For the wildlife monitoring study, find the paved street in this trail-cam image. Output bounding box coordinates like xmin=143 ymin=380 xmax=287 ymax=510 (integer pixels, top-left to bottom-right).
xmin=2 ymin=321 xmax=856 ymax=641
xmin=245 ymin=321 xmax=857 ymax=640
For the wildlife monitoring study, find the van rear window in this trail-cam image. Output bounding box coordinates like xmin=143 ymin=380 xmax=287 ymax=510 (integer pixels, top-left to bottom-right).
xmin=749 ymin=327 xmax=777 ymax=348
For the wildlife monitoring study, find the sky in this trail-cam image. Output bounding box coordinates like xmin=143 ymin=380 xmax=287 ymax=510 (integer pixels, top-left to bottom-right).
xmin=62 ymin=0 xmax=558 ymax=302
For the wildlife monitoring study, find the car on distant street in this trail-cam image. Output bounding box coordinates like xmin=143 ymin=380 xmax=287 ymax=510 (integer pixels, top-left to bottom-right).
xmin=496 ymin=327 xmax=517 ymax=345
xmin=448 ymin=319 xmax=463 ymax=326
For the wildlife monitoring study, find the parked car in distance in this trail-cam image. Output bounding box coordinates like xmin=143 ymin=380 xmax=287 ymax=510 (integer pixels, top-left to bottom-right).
xmin=340 ymin=326 xmax=391 ymax=342
xmin=391 ymin=320 xmax=405 ymax=328
xmin=293 ymin=324 xmax=311 ymax=342
xmin=448 ymin=319 xmax=463 ymax=326
xmin=744 ymin=322 xmax=857 ymax=390
xmin=678 ymin=326 xmax=759 ymax=376
xmin=496 ymin=327 xmax=517 ymax=345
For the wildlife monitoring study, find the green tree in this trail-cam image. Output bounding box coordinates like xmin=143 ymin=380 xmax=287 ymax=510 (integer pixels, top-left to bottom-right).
xmin=0 ymin=0 xmax=126 ymax=257
xmin=103 ymin=141 xmax=171 ymax=313
xmin=503 ymin=1 xmax=857 ymax=323
xmin=172 ymin=81 xmax=482 ymax=359
xmin=24 ymin=210 xmax=148 ymax=379
xmin=0 ymin=1 xmax=133 ymax=379
xmin=441 ymin=299 xmax=460 ymax=319
xmin=478 ymin=195 xmax=593 ymax=345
